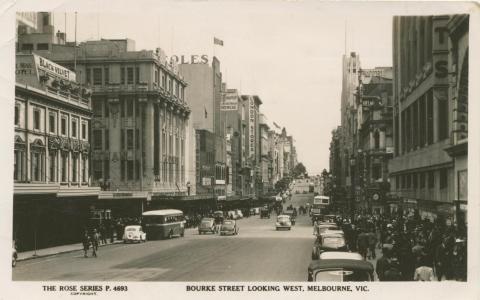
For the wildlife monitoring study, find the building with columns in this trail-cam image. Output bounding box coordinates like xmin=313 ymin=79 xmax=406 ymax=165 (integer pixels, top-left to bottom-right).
xmin=37 ymin=40 xmax=192 ymax=197
xmin=14 ymin=53 xmax=100 ymax=251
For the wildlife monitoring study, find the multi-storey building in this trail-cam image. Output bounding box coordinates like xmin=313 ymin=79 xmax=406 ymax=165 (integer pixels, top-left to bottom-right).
xmin=179 ymin=58 xmax=226 ymax=199
xmin=195 ymin=129 xmax=215 ymax=196
xmin=354 ymin=67 xmax=394 ymax=214
xmin=258 ymin=114 xmax=272 ymax=196
xmin=222 ymin=88 xmax=244 ymax=198
xmin=17 ymin=12 xmax=66 ymax=52
xmin=240 ymin=95 xmax=262 ymax=198
xmin=340 ymin=52 xmax=361 ymax=202
xmin=444 ymin=15 xmax=468 ymax=225
xmin=389 ymin=15 xmax=468 ymax=222
xmin=14 ymin=53 xmax=99 ymax=250
xmin=16 ymin=34 xmax=196 ymax=214
xmin=38 ymin=40 xmax=192 ymax=196
xmin=329 ymin=126 xmax=346 ymax=209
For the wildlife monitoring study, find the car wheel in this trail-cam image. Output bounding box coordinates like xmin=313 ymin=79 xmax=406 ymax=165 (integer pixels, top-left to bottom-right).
xmin=12 ymin=258 xmax=16 ymax=268
xmin=168 ymin=231 xmax=173 ymax=239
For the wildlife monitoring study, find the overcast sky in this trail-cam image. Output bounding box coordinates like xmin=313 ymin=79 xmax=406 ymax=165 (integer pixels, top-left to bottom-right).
xmin=21 ymin=1 xmax=458 ymax=175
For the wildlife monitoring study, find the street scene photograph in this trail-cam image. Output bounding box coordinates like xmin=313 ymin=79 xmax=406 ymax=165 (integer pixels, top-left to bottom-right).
xmin=11 ymin=3 xmax=469 ymax=283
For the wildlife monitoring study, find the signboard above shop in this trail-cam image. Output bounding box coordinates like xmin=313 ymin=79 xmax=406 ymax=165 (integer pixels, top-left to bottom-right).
xmin=34 ymin=54 xmax=76 ymax=82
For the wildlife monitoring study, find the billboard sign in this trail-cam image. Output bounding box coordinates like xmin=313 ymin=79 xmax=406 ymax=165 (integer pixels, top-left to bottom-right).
xmin=221 ymin=90 xmax=239 ymax=111
xmin=33 ymin=54 xmax=76 ymax=82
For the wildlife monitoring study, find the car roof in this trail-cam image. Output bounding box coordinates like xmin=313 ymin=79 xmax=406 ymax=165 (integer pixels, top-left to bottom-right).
xmin=318 ymin=223 xmax=338 ymax=228
xmin=319 ymin=252 xmax=363 ymax=260
xmin=308 ymin=259 xmax=374 ymax=272
xmin=321 ymin=232 xmax=344 ymax=238
xmin=142 ymin=209 xmax=183 ymax=216
xmin=201 ymin=217 xmax=214 ymax=220
xmin=125 ymin=225 xmax=141 ymax=229
xmin=325 ymin=229 xmax=344 ymax=234
xmin=278 ymin=215 xmax=290 ymax=218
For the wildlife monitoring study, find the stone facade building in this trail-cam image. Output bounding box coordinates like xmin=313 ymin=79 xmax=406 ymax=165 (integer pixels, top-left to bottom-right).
xmin=14 ymin=53 xmax=100 ymax=250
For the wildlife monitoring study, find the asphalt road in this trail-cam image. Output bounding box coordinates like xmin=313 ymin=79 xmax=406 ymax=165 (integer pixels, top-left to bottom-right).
xmin=13 ymin=193 xmax=316 ymax=282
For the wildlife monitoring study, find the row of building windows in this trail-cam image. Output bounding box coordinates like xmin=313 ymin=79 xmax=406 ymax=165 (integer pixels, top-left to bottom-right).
xmin=92 ymin=99 xmax=186 ymax=137
xmin=397 ymin=16 xmax=433 ymax=89
xmin=85 ymin=65 xmax=184 ymax=100
xmin=20 ymin=43 xmax=49 ymax=52
xmin=14 ymin=148 xmax=88 ymax=183
xmin=395 ymin=89 xmax=449 ymax=155
xmin=394 ymin=168 xmax=448 ymax=190
xmin=92 ymin=159 xmax=185 ymax=184
xmin=15 ymin=104 xmax=88 ymax=139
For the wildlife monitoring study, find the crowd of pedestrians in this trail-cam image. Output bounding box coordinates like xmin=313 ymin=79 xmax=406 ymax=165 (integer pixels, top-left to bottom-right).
xmin=333 ymin=212 xmax=467 ymax=281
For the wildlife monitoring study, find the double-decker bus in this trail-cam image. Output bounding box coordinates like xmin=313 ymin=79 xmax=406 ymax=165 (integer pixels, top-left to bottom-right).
xmin=142 ymin=209 xmax=185 ymax=240
xmin=311 ymin=195 xmax=330 ymax=220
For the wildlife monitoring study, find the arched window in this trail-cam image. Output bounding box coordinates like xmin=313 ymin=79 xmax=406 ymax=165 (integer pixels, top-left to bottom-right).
xmin=30 ymin=139 xmax=45 ymax=182
xmin=14 ymin=136 xmax=26 ymax=181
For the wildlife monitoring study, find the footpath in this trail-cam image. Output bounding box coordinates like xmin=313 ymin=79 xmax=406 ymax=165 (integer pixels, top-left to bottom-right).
xmin=17 ymin=240 xmax=122 ymax=262
xmin=17 ymin=227 xmax=198 ymax=262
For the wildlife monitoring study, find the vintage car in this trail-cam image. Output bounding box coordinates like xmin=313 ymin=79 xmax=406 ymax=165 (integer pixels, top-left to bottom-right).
xmin=311 ymin=233 xmax=347 ymax=259
xmin=319 ymin=251 xmax=363 ymax=261
xmin=316 ymin=224 xmax=340 ymax=235
xmin=260 ymin=207 xmax=271 ymax=219
xmin=276 ymin=215 xmax=292 ymax=231
xmin=307 ymin=259 xmax=375 ymax=282
xmin=220 ymin=220 xmax=239 ymax=235
xmin=123 ymin=225 xmax=147 ymax=243
xmin=198 ymin=217 xmax=216 ymax=235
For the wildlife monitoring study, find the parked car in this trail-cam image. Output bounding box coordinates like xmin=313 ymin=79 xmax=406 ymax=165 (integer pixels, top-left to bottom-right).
xmin=312 ymin=233 xmax=347 ymax=259
xmin=319 ymin=251 xmax=363 ymax=260
xmin=198 ymin=217 xmax=216 ymax=235
xmin=123 ymin=225 xmax=147 ymax=243
xmin=307 ymin=259 xmax=374 ymax=281
xmin=220 ymin=220 xmax=239 ymax=235
xmin=276 ymin=215 xmax=292 ymax=231
xmin=315 ymin=223 xmax=341 ymax=236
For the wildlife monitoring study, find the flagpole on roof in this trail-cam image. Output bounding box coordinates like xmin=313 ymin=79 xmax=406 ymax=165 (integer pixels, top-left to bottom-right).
xmin=74 ymin=12 xmax=77 ymax=72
